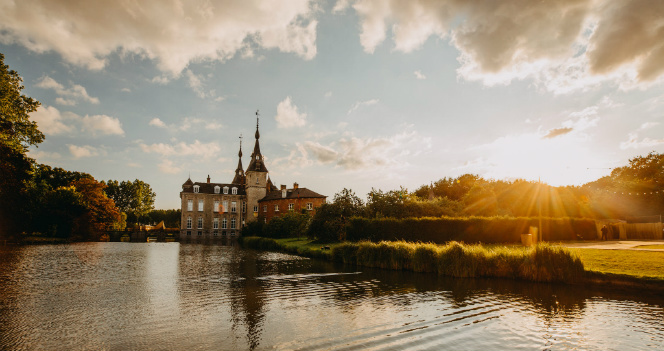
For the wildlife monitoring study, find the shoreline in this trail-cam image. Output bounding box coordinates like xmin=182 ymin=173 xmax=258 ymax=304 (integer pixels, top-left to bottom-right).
xmin=239 ymin=237 xmax=664 ymax=293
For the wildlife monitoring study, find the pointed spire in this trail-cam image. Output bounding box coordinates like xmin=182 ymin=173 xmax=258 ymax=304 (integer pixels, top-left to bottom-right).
xmin=232 ymin=134 xmax=246 ymax=184
xmin=247 ymin=109 xmax=268 ymax=173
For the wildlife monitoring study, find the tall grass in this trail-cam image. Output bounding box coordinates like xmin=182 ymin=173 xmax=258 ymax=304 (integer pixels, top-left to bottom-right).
xmin=332 ymin=241 xmax=585 ymax=283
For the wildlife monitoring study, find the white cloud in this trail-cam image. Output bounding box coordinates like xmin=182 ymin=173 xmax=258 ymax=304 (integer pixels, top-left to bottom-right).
xmin=158 ymin=159 xmax=182 ymax=174
xmin=140 ymin=140 xmax=221 ymax=159
xmin=149 ymin=118 xmax=167 ymax=128
xmin=275 ymin=96 xmax=307 ymax=128
xmin=31 ymin=105 xmax=74 ymax=135
xmin=121 ymin=87 xmax=131 ymax=93
xmin=185 ymin=69 xmax=210 ymax=99
xmin=324 ymin=91 xmax=333 ymax=98
xmin=35 ymin=76 xmax=99 ymax=105
xmin=296 ymin=128 xmax=431 ymax=171
xmin=414 ymin=70 xmax=426 ymax=80
xmin=347 ymin=99 xmax=379 ymax=115
xmin=348 ymin=0 xmax=664 ymax=92
xmin=0 ymin=1 xmax=318 ymax=75
xmin=28 ymin=149 xmax=61 ymax=160
xmin=620 ymin=132 xmax=664 ymax=150
xmin=80 ymin=115 xmax=124 ymax=136
xmin=332 ymin=0 xmax=351 ymax=13
xmin=68 ymin=144 xmax=99 ymax=158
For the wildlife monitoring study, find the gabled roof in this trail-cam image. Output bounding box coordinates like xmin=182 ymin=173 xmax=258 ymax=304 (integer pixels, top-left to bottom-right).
xmin=258 ymin=187 xmax=326 ymax=202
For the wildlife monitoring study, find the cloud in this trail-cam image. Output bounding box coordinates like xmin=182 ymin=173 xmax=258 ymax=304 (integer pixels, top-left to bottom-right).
xmin=620 ymin=132 xmax=664 ymax=150
xmin=0 ymin=0 xmax=318 ymax=75
xmin=275 ymin=96 xmax=307 ymax=128
xmin=158 ymin=159 xmax=182 ymax=174
xmin=414 ymin=70 xmax=426 ymax=80
xmin=139 ymin=140 xmax=221 ymax=159
xmin=80 ymin=114 xmax=124 ymax=136
xmin=348 ymin=0 xmax=664 ymax=92
xmin=296 ymin=128 xmax=431 ymax=170
xmin=121 ymin=87 xmax=131 ymax=93
xmin=28 ymin=150 xmax=61 ymax=160
xmin=185 ymin=69 xmax=210 ymax=98
xmin=149 ymin=118 xmax=167 ymax=128
xmin=31 ymin=105 xmax=74 ymax=135
xmin=347 ymin=99 xmax=379 ymax=115
xmin=68 ymin=144 xmax=99 ymax=158
xmin=35 ymin=76 xmax=99 ymax=105
xmin=542 ymin=127 xmax=573 ymax=139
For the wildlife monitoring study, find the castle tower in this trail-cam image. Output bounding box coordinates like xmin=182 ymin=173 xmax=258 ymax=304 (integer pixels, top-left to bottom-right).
xmin=245 ymin=111 xmax=268 ymax=222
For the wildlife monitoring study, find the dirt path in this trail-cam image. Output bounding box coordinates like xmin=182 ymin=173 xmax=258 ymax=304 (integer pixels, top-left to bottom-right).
xmin=560 ymin=240 xmax=664 ymax=251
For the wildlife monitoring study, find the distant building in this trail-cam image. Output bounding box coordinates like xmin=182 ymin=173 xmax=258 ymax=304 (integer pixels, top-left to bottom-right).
xmin=179 ymin=114 xmax=326 ymax=239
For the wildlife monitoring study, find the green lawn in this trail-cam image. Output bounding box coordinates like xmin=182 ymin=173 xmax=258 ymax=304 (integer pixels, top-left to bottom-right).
xmin=570 ymin=248 xmax=664 ymax=280
xmin=635 ymin=244 xmax=664 ymax=250
xmin=274 ymin=238 xmax=342 ymax=252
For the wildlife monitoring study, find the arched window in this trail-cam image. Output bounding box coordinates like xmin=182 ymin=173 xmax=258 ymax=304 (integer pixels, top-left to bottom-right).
xmin=223 ymin=186 xmax=229 ymax=194
xmin=214 ymin=186 xmax=220 ymax=194
xmin=193 ymin=185 xmax=200 ymax=193
xmin=231 ymin=187 xmax=237 ymax=195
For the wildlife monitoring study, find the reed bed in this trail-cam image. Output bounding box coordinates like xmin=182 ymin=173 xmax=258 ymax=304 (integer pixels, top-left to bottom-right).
xmin=241 ymin=237 xmax=585 ymax=283
xmin=332 ymin=241 xmax=585 ymax=283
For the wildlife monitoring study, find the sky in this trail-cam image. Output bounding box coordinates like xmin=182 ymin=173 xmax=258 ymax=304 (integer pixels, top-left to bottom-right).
xmin=1 ymin=0 xmax=664 ymax=209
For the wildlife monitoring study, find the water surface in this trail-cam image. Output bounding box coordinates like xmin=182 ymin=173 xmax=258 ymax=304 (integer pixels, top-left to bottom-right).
xmin=0 ymin=243 xmax=662 ymax=350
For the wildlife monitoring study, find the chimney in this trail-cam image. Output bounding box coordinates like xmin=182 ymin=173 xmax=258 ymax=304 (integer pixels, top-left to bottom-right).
xmin=293 ymin=182 xmax=299 ymax=189
xmin=207 ymin=175 xmax=211 ymax=184
xmin=281 ymin=184 xmax=287 ymax=198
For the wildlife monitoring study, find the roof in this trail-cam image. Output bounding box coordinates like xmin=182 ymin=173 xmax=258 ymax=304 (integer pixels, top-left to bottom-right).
xmin=258 ymin=187 xmax=326 ymax=202
xmin=181 ymin=182 xmax=247 ymax=195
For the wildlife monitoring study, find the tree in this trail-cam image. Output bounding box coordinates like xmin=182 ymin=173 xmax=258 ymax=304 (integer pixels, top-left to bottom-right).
xmin=0 ymin=53 xmax=43 ymax=239
xmin=307 ymin=188 xmax=365 ymax=242
xmin=104 ymin=179 xmax=156 ymax=224
xmin=70 ymin=178 xmax=120 ymax=240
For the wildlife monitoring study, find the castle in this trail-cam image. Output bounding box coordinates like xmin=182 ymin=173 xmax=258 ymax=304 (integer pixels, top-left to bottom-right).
xmin=179 ymin=114 xmax=326 ymax=239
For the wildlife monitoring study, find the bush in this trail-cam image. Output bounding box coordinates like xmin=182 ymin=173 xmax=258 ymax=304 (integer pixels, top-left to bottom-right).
xmin=346 ymin=216 xmax=597 ymax=244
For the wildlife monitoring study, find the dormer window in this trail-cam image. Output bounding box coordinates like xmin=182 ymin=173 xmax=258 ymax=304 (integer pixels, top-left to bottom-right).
xmin=193 ymin=185 xmax=200 ymax=193
xmin=231 ymin=187 xmax=237 ymax=195
xmin=214 ymin=186 xmax=220 ymax=194
xmin=256 ymin=156 xmax=259 ymax=160
xmin=223 ymin=186 xmax=229 ymax=194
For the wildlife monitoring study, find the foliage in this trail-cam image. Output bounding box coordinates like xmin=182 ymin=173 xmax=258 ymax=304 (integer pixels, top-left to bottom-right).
xmin=263 ymin=211 xmax=310 ymax=238
xmin=69 ymin=178 xmax=120 ymax=240
xmin=0 ymin=53 xmax=43 ymax=239
xmin=145 ymin=209 xmax=180 ymax=228
xmin=103 ymin=179 xmax=156 ymax=223
xmin=306 ymin=188 xmax=365 ymax=242
xmin=345 ymin=216 xmax=597 ymax=243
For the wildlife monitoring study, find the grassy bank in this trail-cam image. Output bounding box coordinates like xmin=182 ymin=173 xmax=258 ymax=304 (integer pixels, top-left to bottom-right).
xmin=571 ymin=248 xmax=664 ymax=280
xmin=241 ymin=237 xmax=585 ymax=283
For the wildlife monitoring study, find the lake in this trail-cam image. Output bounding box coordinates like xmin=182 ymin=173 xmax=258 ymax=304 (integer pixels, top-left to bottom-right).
xmin=0 ymin=242 xmax=662 ymax=350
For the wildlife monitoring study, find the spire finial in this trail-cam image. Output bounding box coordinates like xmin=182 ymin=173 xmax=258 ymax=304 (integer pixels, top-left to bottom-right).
xmin=238 ymin=134 xmax=243 ymax=157
xmin=255 ymin=110 xmax=260 ymax=139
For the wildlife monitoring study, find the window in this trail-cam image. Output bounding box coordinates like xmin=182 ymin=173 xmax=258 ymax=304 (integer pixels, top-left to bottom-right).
xmin=256 ymin=177 xmax=259 ymax=184
xmin=213 ymin=230 xmax=218 ymax=236
xmin=232 ymin=187 xmax=237 ymax=195
xmin=214 ymin=200 xmax=219 ymax=212
xmin=288 ymin=203 xmax=294 ymax=211
xmin=198 ymin=200 xmax=204 ymax=211
xmin=213 ymin=218 xmax=219 ymax=229
xmin=187 ymin=231 xmax=191 ymax=236
xmin=242 ymin=202 xmax=247 ymax=213
xmin=214 ymin=186 xmax=220 ymax=194
xmin=222 ymin=218 xmax=227 ymax=229
xmin=197 ymin=217 xmax=203 ymax=229
xmin=222 ymin=231 xmax=227 ymax=236
xmin=264 ymin=218 xmax=267 ymax=223
xmin=187 ymin=200 xmax=193 ymax=211
xmin=223 ymin=186 xmax=229 ymax=194
xmin=230 ymin=231 xmax=236 ymax=236
xmin=306 ymin=202 xmax=313 ymax=210
xmin=193 ymin=185 xmax=200 ymax=193
xmin=197 ymin=231 xmax=202 ymax=236
xmin=254 ymin=206 xmax=258 ymax=213
xmin=263 ymin=205 xmax=267 ymax=212
xmin=186 ymin=217 xmax=192 ymax=229
xmin=222 ymin=201 xmax=228 ymax=212
xmin=231 ymin=218 xmax=236 ymax=229
xmin=231 ymin=201 xmax=237 ymax=213
xmin=275 ymin=204 xmax=279 ymax=212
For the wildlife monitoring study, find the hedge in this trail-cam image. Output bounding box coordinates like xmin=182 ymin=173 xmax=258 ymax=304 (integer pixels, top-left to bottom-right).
xmin=346 ymin=216 xmax=597 ymax=243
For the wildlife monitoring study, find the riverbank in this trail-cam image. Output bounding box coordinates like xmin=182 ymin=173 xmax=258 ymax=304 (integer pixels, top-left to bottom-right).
xmin=240 ymin=237 xmax=664 ymax=291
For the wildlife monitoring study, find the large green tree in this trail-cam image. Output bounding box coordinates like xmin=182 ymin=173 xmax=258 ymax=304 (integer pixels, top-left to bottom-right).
xmin=0 ymin=53 xmax=43 ymax=239
xmin=103 ymin=179 xmax=156 ymax=224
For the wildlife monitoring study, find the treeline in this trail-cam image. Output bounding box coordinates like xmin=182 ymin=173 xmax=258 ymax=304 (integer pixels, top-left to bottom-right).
xmin=0 ymin=53 xmax=172 ymax=241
